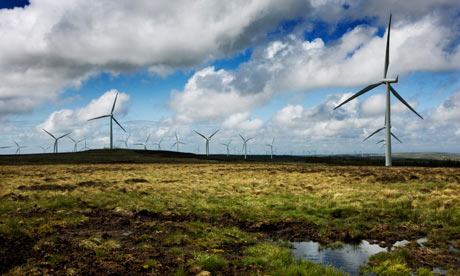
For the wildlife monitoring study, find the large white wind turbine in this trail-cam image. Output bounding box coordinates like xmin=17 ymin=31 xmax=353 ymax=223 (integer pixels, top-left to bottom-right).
xmin=134 ymin=134 xmax=151 ymax=150
xmin=88 ymin=93 xmax=126 ymax=149
xmin=266 ymin=138 xmax=274 ymax=160
xmin=171 ymin=132 xmax=185 ymax=152
xmin=221 ymin=139 xmax=232 ymax=157
xmin=333 ymin=15 xmax=423 ymax=166
xmin=239 ymin=134 xmax=252 ymax=160
xmin=194 ymin=129 xmax=219 ymax=156
xmin=68 ymin=136 xmax=84 ymax=152
xmin=14 ymin=141 xmax=26 ymax=154
xmin=42 ymin=129 xmax=71 ymax=153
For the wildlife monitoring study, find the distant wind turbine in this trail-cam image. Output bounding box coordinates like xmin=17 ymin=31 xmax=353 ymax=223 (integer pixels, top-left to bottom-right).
xmin=152 ymin=138 xmax=163 ymax=150
xmin=333 ymin=14 xmax=423 ymax=167
xmin=171 ymin=132 xmax=185 ymax=152
xmin=39 ymin=146 xmax=50 ymax=153
xmin=68 ymin=136 xmax=84 ymax=152
xmin=87 ymin=92 xmax=126 ymax=149
xmin=117 ymin=135 xmax=130 ymax=148
xmin=134 ymin=134 xmax=151 ymax=150
xmin=239 ymin=134 xmax=252 ymax=160
xmin=81 ymin=139 xmax=90 ymax=151
xmin=266 ymin=138 xmax=275 ymax=160
xmin=194 ymin=129 xmax=219 ymax=156
xmin=14 ymin=141 xmax=26 ymax=154
xmin=42 ymin=129 xmax=71 ymax=153
xmin=221 ymin=139 xmax=232 ymax=157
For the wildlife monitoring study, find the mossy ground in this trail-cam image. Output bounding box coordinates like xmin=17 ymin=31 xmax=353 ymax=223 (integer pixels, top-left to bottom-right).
xmin=1 ymin=162 xmax=459 ymax=275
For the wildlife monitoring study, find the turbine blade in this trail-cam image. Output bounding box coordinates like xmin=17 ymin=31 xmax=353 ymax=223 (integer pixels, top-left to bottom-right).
xmin=239 ymin=134 xmax=245 ymax=141
xmin=68 ymin=136 xmax=76 ymax=143
xmin=376 ymin=139 xmax=385 ymax=144
xmin=209 ymin=129 xmax=219 ymax=139
xmin=145 ymin=134 xmax=151 ymax=144
xmin=228 ymin=139 xmax=232 ymax=145
xmin=362 ymin=127 xmax=385 ymax=142
xmin=334 ymin=82 xmax=383 ymax=110
xmin=0 ymin=146 xmax=10 ymax=149
xmin=389 ymin=85 xmax=423 ymax=119
xmin=88 ymin=115 xmax=110 ymax=121
xmin=391 ymin=132 xmax=403 ymax=143
xmin=58 ymin=132 xmax=71 ymax=139
xmin=112 ymin=117 xmax=126 ymax=132
xmin=42 ymin=129 xmax=56 ymax=139
xmin=194 ymin=130 xmax=207 ymax=140
xmin=247 ymin=138 xmax=253 ymax=142
xmin=14 ymin=141 xmax=19 ymax=147
xmin=384 ymin=14 xmax=392 ymax=78
xmin=111 ymin=93 xmax=118 ymax=114
xmin=171 ymin=142 xmax=177 ymax=148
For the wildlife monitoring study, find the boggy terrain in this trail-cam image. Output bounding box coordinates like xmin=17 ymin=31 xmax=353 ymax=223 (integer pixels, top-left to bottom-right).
xmin=1 ymin=162 xmax=459 ymax=275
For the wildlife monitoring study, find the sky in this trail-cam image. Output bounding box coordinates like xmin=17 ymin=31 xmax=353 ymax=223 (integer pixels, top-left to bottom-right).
xmin=1 ymin=0 xmax=460 ymax=155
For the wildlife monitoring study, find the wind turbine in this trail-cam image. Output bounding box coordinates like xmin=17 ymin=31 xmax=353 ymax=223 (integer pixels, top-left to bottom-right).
xmin=221 ymin=139 xmax=232 ymax=157
xmin=87 ymin=93 xmax=126 ymax=149
xmin=39 ymin=146 xmax=50 ymax=153
xmin=171 ymin=132 xmax=185 ymax=152
xmin=68 ymin=136 xmax=84 ymax=152
xmin=81 ymin=139 xmax=90 ymax=151
xmin=266 ymin=138 xmax=274 ymax=160
xmin=14 ymin=141 xmax=26 ymax=154
xmin=194 ymin=129 xmax=219 ymax=156
xmin=134 ymin=134 xmax=151 ymax=150
xmin=42 ymin=129 xmax=71 ymax=153
xmin=333 ymin=14 xmax=423 ymax=166
xmin=152 ymin=138 xmax=163 ymax=150
xmin=117 ymin=135 xmax=130 ymax=148
xmin=239 ymin=134 xmax=252 ymax=160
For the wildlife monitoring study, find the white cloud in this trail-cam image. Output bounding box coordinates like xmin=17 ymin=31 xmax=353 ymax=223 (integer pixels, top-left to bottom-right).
xmin=38 ymin=89 xmax=130 ymax=136
xmin=170 ymin=14 xmax=460 ymax=124
xmin=431 ymin=90 xmax=460 ymax=123
xmin=0 ymin=0 xmax=313 ymax=117
xmin=222 ymin=112 xmax=264 ymax=131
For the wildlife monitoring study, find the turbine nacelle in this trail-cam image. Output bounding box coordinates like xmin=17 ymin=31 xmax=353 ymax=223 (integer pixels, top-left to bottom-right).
xmin=382 ymin=76 xmax=398 ymax=83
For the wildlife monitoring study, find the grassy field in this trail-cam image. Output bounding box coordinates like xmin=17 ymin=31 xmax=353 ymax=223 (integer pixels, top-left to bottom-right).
xmin=1 ymin=155 xmax=459 ymax=275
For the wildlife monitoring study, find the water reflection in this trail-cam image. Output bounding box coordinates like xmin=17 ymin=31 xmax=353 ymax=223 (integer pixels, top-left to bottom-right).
xmin=292 ymin=240 xmax=387 ymax=275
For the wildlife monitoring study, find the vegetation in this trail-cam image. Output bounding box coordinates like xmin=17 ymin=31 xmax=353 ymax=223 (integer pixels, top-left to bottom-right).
xmin=0 ymin=157 xmax=459 ymax=275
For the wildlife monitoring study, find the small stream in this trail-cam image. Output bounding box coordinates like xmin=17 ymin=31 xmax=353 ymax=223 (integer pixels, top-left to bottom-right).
xmin=291 ymin=238 xmax=442 ymax=275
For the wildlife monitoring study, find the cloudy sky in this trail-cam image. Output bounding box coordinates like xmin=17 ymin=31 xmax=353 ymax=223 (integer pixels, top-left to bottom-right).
xmin=1 ymin=0 xmax=460 ymax=155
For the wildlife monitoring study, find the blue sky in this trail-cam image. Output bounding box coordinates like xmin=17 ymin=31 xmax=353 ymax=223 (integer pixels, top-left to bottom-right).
xmin=1 ymin=1 xmax=460 ymax=155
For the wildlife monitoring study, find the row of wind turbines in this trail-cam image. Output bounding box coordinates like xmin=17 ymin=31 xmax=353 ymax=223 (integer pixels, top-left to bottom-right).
xmin=3 ymin=15 xmax=422 ymax=166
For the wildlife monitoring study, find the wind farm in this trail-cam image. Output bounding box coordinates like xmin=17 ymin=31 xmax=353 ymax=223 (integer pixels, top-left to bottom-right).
xmin=1 ymin=2 xmax=460 ymax=276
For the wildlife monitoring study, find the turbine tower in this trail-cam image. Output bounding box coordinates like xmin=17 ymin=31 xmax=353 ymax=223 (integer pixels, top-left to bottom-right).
xmin=171 ymin=132 xmax=185 ymax=152
xmin=134 ymin=134 xmax=151 ymax=150
xmin=42 ymin=129 xmax=71 ymax=153
xmin=68 ymin=136 xmax=84 ymax=152
xmin=194 ymin=129 xmax=219 ymax=156
xmin=333 ymin=14 xmax=423 ymax=166
xmin=88 ymin=93 xmax=126 ymax=149
xmin=221 ymin=139 xmax=232 ymax=157
xmin=266 ymin=138 xmax=274 ymax=160
xmin=239 ymin=134 xmax=252 ymax=160
xmin=14 ymin=141 xmax=26 ymax=154
xmin=82 ymin=139 xmax=90 ymax=151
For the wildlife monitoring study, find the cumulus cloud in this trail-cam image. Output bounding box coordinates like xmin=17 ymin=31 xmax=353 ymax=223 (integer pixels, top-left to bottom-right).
xmin=38 ymin=89 xmax=130 ymax=137
xmin=169 ymin=14 xmax=460 ymax=124
xmin=0 ymin=0 xmax=313 ymax=117
xmin=431 ymin=90 xmax=460 ymax=123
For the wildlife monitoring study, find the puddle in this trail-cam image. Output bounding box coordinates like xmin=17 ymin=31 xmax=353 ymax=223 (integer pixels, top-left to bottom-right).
xmin=292 ymin=238 xmax=441 ymax=276
xmin=292 ymin=240 xmax=387 ymax=275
